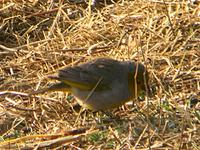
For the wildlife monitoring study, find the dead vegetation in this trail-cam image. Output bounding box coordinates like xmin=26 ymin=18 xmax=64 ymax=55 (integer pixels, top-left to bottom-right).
xmin=0 ymin=0 xmax=200 ymax=149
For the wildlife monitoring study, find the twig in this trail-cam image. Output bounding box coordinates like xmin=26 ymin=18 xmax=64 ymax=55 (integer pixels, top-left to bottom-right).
xmin=134 ymin=124 xmax=148 ymax=149
xmin=0 ymin=91 xmax=29 ymax=96
xmin=116 ymin=30 xmax=129 ymax=48
xmin=109 ymin=126 xmax=122 ymax=145
xmin=0 ymin=135 xmax=83 ymax=149
xmin=0 ymin=45 xmax=17 ymax=53
xmin=163 ymin=0 xmax=175 ymax=36
xmin=60 ymin=46 xmax=110 ymax=52
xmin=0 ymin=3 xmax=15 ymax=11
xmin=6 ymin=103 xmax=36 ymax=112
xmin=25 ymin=6 xmax=70 ymax=18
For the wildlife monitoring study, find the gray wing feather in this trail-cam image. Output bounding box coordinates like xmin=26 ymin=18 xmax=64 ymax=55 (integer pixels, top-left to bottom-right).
xmin=57 ymin=58 xmax=122 ymax=87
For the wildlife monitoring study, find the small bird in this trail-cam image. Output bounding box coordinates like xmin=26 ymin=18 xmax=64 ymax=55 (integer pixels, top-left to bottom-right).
xmin=31 ymin=58 xmax=149 ymax=111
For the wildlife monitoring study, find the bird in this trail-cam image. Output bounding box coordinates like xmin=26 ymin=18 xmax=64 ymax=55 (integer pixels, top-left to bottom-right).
xmin=31 ymin=58 xmax=149 ymax=111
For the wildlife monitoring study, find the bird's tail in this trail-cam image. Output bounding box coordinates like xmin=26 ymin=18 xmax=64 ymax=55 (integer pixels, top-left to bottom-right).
xmin=29 ymin=82 xmax=71 ymax=95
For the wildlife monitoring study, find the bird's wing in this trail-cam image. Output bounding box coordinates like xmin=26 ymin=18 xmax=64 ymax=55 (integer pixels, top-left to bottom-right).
xmin=54 ymin=58 xmax=121 ymax=90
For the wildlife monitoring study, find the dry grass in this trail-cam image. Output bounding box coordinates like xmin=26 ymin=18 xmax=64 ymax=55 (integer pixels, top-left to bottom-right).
xmin=0 ymin=0 xmax=200 ymax=149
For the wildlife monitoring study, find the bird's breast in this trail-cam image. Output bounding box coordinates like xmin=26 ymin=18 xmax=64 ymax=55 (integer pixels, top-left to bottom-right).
xmin=70 ymin=81 xmax=132 ymax=110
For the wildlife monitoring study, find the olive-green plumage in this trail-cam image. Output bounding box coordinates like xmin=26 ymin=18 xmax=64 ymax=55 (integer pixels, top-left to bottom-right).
xmin=32 ymin=58 xmax=149 ymax=110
